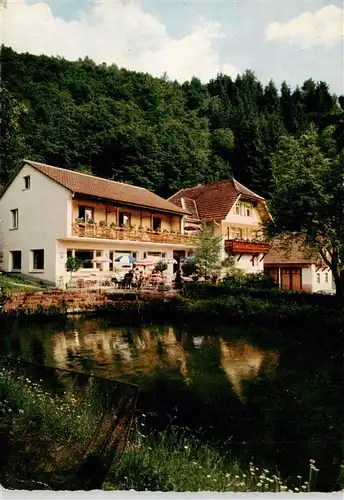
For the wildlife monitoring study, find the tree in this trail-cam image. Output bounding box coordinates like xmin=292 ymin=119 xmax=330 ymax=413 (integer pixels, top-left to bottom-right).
xmin=154 ymin=261 xmax=168 ymax=275
xmin=193 ymin=223 xmax=222 ymax=279
xmin=0 ymin=86 xmax=28 ymax=185
xmin=65 ymin=256 xmax=83 ymax=282
xmin=266 ymin=127 xmax=344 ymax=299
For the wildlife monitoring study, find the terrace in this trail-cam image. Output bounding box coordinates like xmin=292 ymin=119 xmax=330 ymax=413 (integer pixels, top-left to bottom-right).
xmin=72 ymin=222 xmax=194 ymax=245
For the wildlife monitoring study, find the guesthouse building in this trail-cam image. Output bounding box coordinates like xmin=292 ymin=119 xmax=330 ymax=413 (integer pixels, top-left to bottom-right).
xmin=0 ymin=160 xmax=194 ymax=288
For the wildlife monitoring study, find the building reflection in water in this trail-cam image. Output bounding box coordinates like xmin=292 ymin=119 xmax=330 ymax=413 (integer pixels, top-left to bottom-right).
xmin=51 ymin=323 xmax=278 ymax=395
xmin=219 ymin=339 xmax=279 ymax=397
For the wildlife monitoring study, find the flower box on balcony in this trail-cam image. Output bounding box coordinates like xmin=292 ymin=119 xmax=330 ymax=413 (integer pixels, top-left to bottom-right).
xmin=225 ymin=239 xmax=270 ymax=254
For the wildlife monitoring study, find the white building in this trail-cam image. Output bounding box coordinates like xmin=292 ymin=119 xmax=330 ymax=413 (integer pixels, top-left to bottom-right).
xmin=168 ymin=179 xmax=271 ymax=274
xmin=0 ymin=160 xmax=194 ymax=287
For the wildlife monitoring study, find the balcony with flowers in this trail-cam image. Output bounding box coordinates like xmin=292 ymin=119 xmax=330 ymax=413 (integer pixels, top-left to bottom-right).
xmin=72 ymin=219 xmax=194 ymax=246
xmin=224 ymin=238 xmax=270 ymax=254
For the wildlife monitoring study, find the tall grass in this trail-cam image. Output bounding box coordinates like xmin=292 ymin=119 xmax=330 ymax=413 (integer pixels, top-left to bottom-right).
xmin=104 ymin=414 xmax=320 ymax=492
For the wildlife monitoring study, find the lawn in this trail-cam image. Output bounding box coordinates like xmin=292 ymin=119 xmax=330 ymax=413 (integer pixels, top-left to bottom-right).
xmin=0 ymin=273 xmax=53 ymax=293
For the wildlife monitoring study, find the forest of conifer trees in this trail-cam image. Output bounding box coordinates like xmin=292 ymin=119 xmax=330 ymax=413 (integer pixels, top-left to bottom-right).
xmin=1 ymin=45 xmax=344 ymax=199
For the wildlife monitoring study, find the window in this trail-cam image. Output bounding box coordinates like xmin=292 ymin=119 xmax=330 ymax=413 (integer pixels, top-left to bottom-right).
xmin=67 ymin=249 xmax=73 ymax=259
xmin=23 ymin=175 xmax=31 ymax=190
xmin=235 ymin=204 xmax=240 ymax=215
xmin=10 ymin=251 xmax=22 ymax=270
xmin=75 ymin=250 xmax=94 ymax=269
xmin=78 ymin=206 xmax=94 ymax=223
xmin=317 ymin=273 xmax=320 ymax=283
xmin=32 ymin=249 xmax=44 ymax=270
xmin=119 ymin=212 xmax=131 ymax=227
xmin=246 ymin=204 xmax=251 ymax=216
xmin=11 ymin=209 xmax=19 ymax=229
xmin=325 ymin=273 xmax=328 ymax=283
xmin=234 ymin=228 xmax=243 ymax=240
xmin=96 ymin=250 xmax=102 ymax=257
xmin=152 ymin=216 xmax=162 ymax=231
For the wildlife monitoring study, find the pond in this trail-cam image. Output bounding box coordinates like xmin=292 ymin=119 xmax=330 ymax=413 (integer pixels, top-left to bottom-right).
xmin=1 ymin=316 xmax=343 ymax=491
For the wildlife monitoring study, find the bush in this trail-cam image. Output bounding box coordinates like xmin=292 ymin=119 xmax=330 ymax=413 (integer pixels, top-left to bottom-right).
xmin=222 ymin=271 xmax=278 ymax=290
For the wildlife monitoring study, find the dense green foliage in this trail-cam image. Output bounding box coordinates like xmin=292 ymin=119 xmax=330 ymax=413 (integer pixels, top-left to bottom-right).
xmin=2 ymin=46 xmax=343 ymax=198
xmin=266 ymin=127 xmax=344 ymax=297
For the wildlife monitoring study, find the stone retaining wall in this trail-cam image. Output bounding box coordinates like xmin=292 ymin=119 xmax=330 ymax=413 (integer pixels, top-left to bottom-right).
xmin=3 ymin=289 xmax=178 ymax=314
xmin=3 ymin=290 xmax=109 ymax=313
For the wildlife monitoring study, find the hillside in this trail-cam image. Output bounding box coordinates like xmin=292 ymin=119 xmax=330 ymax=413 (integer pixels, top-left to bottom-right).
xmin=1 ymin=45 xmax=343 ymax=198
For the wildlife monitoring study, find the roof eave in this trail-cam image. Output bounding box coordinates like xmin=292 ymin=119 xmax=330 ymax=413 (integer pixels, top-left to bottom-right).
xmin=73 ymin=192 xmax=191 ymax=216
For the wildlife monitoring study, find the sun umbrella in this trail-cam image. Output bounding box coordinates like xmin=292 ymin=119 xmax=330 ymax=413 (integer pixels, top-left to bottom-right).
xmin=92 ymin=256 xmax=112 ymax=263
xmin=181 ymin=257 xmax=195 ymax=263
xmin=135 ymin=257 xmax=158 ymax=267
xmin=159 ymin=257 xmax=178 ymax=265
xmin=114 ymin=255 xmax=136 ymax=265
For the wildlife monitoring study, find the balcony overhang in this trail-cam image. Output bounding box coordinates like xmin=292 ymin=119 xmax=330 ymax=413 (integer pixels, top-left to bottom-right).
xmin=63 ymin=223 xmax=196 ymax=249
xmin=225 ymin=239 xmax=270 ymax=255
xmin=59 ymin=236 xmax=194 ymax=249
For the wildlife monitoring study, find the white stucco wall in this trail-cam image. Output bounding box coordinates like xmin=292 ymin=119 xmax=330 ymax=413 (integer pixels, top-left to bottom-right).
xmin=301 ymin=267 xmax=312 ymax=292
xmin=222 ymin=200 xmax=266 ymax=275
xmin=311 ymin=264 xmax=333 ymax=293
xmin=225 ymin=200 xmax=261 ymax=226
xmin=0 ymin=163 xmax=71 ymax=283
xmin=234 ymin=254 xmax=264 ymax=274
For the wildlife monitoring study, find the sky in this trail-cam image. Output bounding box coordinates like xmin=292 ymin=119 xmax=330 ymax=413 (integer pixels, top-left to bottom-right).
xmin=1 ymin=0 xmax=344 ymax=94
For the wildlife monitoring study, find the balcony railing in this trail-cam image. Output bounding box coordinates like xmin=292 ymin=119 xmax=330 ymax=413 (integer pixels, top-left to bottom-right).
xmin=225 ymin=239 xmax=270 ymax=254
xmin=72 ymin=223 xmax=194 ymax=245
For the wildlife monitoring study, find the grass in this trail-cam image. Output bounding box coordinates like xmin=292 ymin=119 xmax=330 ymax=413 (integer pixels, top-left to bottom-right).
xmin=0 ymin=363 xmax=111 ymax=487
xmin=0 ymin=273 xmax=53 ymax=293
xmin=0 ymin=364 xmax=340 ymax=492
xmin=0 ymin=366 xmax=103 ymax=441
xmin=104 ymin=415 xmax=320 ymax=492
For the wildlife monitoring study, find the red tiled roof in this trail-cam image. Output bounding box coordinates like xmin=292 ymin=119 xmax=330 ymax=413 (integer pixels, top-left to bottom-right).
xmin=264 ymin=238 xmax=323 ymax=265
xmin=20 ymin=160 xmax=188 ymax=215
xmin=168 ymin=179 xmax=264 ymax=221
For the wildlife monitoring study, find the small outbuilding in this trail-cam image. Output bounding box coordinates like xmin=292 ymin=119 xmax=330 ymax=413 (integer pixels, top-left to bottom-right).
xmin=264 ymin=238 xmax=334 ymax=293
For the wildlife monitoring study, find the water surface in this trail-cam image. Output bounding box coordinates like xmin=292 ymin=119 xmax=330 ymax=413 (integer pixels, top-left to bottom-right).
xmin=1 ymin=317 xmax=343 ymax=490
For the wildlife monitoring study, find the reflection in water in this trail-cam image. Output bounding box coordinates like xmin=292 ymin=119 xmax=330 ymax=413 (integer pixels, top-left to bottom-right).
xmin=52 ymin=325 xmax=190 ymax=381
xmin=220 ymin=339 xmax=279 ymax=397
xmin=51 ymin=323 xmax=278 ymax=398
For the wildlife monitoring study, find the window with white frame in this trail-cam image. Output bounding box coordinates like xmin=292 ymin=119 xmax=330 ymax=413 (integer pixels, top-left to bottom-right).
xmin=235 ymin=204 xmax=240 ymax=215
xmin=246 ymin=204 xmax=252 ymax=216
xmin=31 ymin=249 xmax=44 ymax=270
xmin=316 ymin=273 xmax=320 ymax=283
xmin=75 ymin=250 xmax=94 ymax=269
xmin=78 ymin=206 xmax=94 ymax=223
xmin=10 ymin=251 xmax=22 ymax=270
xmin=234 ymin=227 xmax=243 ymax=240
xmin=10 ymin=209 xmax=19 ymax=229
xmin=23 ymin=175 xmax=31 ymax=190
